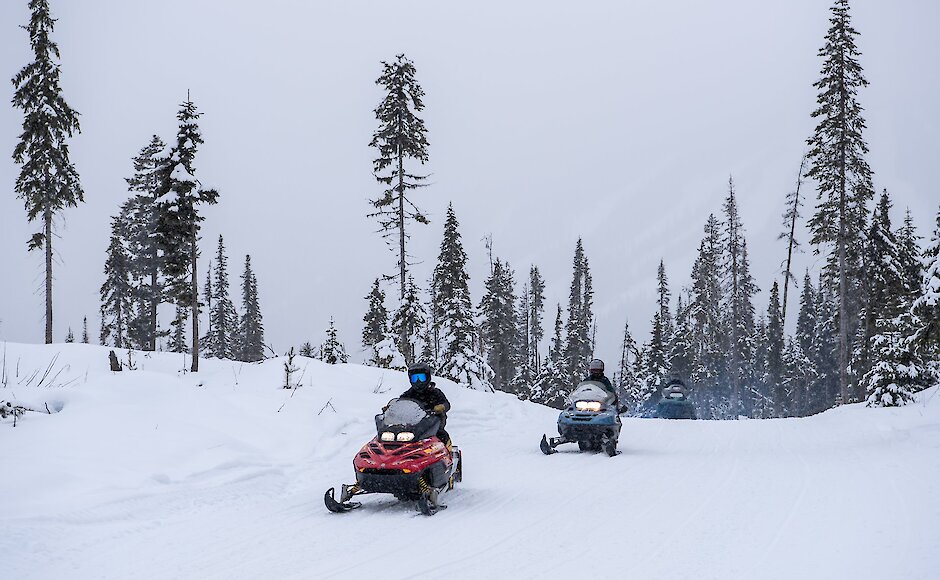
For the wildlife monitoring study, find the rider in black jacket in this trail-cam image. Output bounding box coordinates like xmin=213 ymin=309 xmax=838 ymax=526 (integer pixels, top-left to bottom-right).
xmin=584 ymin=359 xmax=617 ymax=404
xmin=400 ymin=362 xmax=451 ymax=447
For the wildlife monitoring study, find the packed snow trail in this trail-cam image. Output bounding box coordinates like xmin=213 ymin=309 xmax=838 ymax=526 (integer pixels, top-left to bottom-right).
xmin=1 ymin=343 xmax=938 ymax=579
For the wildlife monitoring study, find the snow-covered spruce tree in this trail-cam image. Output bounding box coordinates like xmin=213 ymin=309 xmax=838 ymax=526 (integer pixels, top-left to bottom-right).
xmin=12 ymin=0 xmax=84 ymax=344
xmin=856 ymin=190 xmax=906 ymax=383
xmin=513 ymin=281 xmax=532 ymax=397
xmin=238 ymin=255 xmax=265 ymax=362
xmin=806 ymin=0 xmax=875 ymax=404
xmin=562 ymin=240 xmax=593 ymax=385
xmin=779 ymin=155 xmax=808 ymax=324
xmin=480 ymin=259 xmax=519 ymax=393
xmin=765 ymin=281 xmax=786 ymax=416
xmin=617 ymin=319 xmax=640 ymax=412
xmin=320 ymin=317 xmax=348 ymax=365
xmin=721 ymin=178 xmax=758 ymax=417
xmin=689 ymin=214 xmax=726 ymax=417
xmin=200 ymin=262 xmax=213 ymax=349
xmin=100 ymin=210 xmax=133 ymax=348
xmin=639 ymin=260 xmax=671 ymax=409
xmin=124 ymin=136 xmax=167 ymax=351
xmin=528 ymin=266 xmax=546 ymax=369
xmin=299 ymin=342 xmax=315 ymax=358
xmin=169 ymin=305 xmax=188 ymax=353
xmin=432 ymin=204 xmax=492 ymax=389
xmin=669 ymin=295 xmax=694 ymax=387
xmin=369 ymin=54 xmax=431 ymax=362
xmin=391 ymin=275 xmax=425 ymax=367
xmin=897 ymin=210 xmax=923 ymax=303
xmin=793 ymin=271 xmax=819 ymax=416
xmin=363 ymin=278 xmax=389 ymax=362
xmin=65 ymin=327 xmax=74 ymax=343
xmin=207 ymin=236 xmax=238 ymax=359
xmin=751 ymin=317 xmax=772 ymax=419
xmin=863 ymin=310 xmax=932 ymax=407
xmin=81 ymin=316 xmax=89 ymax=344
xmin=812 ymin=281 xmax=840 ymax=410
xmin=531 ymin=304 xmax=568 ymax=408
xmin=910 ymin=205 xmax=940 ymax=365
xmin=155 ymin=98 xmax=219 ymax=372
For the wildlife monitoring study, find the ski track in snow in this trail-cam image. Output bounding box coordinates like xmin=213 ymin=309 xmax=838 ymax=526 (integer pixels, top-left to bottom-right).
xmin=1 ymin=344 xmax=938 ymax=580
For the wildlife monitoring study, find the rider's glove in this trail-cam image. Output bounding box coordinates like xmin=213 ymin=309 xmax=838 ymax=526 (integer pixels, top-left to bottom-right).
xmin=432 ymin=404 xmax=446 ymax=414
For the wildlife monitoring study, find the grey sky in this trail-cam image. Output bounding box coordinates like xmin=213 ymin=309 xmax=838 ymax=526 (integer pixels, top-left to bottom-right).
xmin=1 ymin=0 xmax=938 ymax=363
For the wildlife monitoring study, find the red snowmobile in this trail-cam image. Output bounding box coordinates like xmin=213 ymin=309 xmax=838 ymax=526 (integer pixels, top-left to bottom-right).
xmin=324 ymin=397 xmax=462 ymax=516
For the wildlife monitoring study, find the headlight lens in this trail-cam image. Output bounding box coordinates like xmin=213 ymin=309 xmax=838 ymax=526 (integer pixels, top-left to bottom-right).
xmin=575 ymin=401 xmax=602 ymax=412
xmin=396 ymin=432 xmax=415 ymax=442
xmin=380 ymin=431 xmax=395 ymax=442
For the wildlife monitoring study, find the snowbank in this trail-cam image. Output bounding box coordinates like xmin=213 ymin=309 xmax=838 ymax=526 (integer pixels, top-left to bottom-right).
xmin=1 ymin=343 xmax=937 ymax=580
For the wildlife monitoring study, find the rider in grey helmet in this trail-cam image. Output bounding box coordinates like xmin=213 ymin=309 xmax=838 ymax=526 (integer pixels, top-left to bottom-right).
xmin=585 ymin=359 xmax=617 ymax=403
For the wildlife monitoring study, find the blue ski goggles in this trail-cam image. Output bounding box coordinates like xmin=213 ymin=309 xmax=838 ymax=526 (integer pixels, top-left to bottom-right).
xmin=409 ymin=372 xmax=429 ymax=384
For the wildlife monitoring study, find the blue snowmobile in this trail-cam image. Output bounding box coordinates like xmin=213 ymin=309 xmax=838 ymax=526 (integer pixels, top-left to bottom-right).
xmin=540 ymin=381 xmax=621 ymax=457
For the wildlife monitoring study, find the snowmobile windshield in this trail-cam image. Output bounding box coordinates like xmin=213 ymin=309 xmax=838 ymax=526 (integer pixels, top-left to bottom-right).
xmin=379 ymin=398 xmax=429 ymax=429
xmin=567 ymin=381 xmax=616 ymax=406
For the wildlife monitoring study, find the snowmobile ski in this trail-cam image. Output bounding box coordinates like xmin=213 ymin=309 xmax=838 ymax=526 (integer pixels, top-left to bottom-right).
xmin=324 ymin=486 xmax=363 ymax=513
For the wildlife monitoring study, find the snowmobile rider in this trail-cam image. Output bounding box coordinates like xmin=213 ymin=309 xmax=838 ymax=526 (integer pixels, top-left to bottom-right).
xmin=400 ymin=362 xmax=452 ymax=448
xmin=584 ymin=359 xmax=618 ymax=404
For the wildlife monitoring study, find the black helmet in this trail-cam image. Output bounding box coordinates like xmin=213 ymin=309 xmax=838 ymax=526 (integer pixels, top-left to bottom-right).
xmin=588 ymin=359 xmax=605 ymax=375
xmin=407 ymin=362 xmax=433 ymax=390
xmin=666 ymin=373 xmax=686 ymax=388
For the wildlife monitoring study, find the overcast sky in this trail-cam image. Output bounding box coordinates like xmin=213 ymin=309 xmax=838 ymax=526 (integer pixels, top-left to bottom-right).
xmin=1 ymin=0 xmax=938 ymax=364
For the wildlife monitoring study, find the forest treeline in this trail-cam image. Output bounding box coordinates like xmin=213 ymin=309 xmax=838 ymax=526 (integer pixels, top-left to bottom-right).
xmin=11 ymin=0 xmax=939 ymax=417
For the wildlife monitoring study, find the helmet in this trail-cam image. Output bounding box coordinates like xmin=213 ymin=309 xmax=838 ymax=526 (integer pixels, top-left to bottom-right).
xmin=588 ymin=359 xmax=605 ymax=375
xmin=407 ymin=362 xmax=433 ymax=390
xmin=666 ymin=373 xmax=686 ymax=388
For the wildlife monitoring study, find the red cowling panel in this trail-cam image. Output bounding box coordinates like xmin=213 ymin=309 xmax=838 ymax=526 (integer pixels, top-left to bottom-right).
xmin=353 ymin=436 xmax=452 ymax=474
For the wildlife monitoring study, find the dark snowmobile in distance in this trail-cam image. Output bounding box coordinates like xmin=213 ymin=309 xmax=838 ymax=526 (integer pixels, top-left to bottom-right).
xmin=540 ymin=381 xmax=621 ymax=457
xmin=656 ymin=384 xmax=697 ymax=419
xmin=324 ymin=397 xmax=462 ymax=516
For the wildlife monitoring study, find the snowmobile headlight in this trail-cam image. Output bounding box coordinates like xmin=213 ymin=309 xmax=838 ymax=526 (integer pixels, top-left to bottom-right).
xmin=396 ymin=432 xmax=415 ymax=442
xmin=380 ymin=431 xmax=395 ymax=442
xmin=575 ymin=401 xmax=602 ymax=412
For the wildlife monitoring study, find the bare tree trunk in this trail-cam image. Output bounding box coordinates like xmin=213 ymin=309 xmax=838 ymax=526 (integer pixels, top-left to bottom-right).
xmin=397 ymin=148 xmax=410 ymax=363
xmin=781 ymin=154 xmax=806 ymax=324
xmin=44 ymin=207 xmax=53 ymax=344
xmin=190 ymin=224 xmax=200 ymax=372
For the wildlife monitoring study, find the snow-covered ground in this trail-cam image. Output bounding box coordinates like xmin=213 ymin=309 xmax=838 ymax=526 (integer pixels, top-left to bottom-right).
xmin=1 ymin=343 xmax=938 ymax=580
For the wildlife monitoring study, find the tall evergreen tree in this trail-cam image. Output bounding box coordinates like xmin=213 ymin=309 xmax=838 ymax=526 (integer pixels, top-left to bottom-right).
xmin=363 ymin=278 xmax=390 ymax=361
xmin=369 ymin=54 xmax=431 ymax=360
xmin=528 ymin=266 xmax=546 ymax=369
xmin=910 ymin=205 xmax=940 ymax=361
xmin=766 ymin=281 xmax=786 ymax=416
xmin=432 ymin=204 xmax=492 ymax=389
xmin=480 ymin=259 xmax=519 ymax=393
xmin=12 ymin=0 xmax=84 ymax=344
xmin=689 ymin=214 xmax=726 ymax=416
xmin=669 ymin=295 xmax=694 ymax=385
xmin=722 ymin=177 xmax=758 ymax=417
xmin=617 ymin=319 xmax=640 ymax=412
xmin=640 ymin=260 xmax=672 ymax=409
xmin=391 ymin=276 xmax=426 ymax=366
xmin=238 ymin=255 xmax=265 ymax=362
xmin=100 ymin=210 xmax=133 ymax=348
xmin=805 ymin=0 xmax=875 ymax=404
xmin=125 ymin=136 xmax=166 ymax=351
xmin=531 ymin=304 xmax=568 ymax=407
xmin=794 ymin=270 xmax=819 ymax=415
xmin=514 ymin=283 xmax=533 ymax=394
xmin=81 ymin=316 xmax=89 ymax=344
xmin=65 ymin=327 xmax=74 ymax=343
xmin=563 ymin=240 xmax=593 ymax=384
xmin=897 ymin=209 xmax=923 ymax=301
xmin=856 ymin=190 xmax=905 ymax=384
xmin=208 ymin=236 xmax=238 ymax=359
xmin=863 ymin=309 xmax=932 ymax=407
xmin=155 ymin=97 xmax=219 ymax=372
xmin=812 ymin=282 xmax=840 ymax=410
